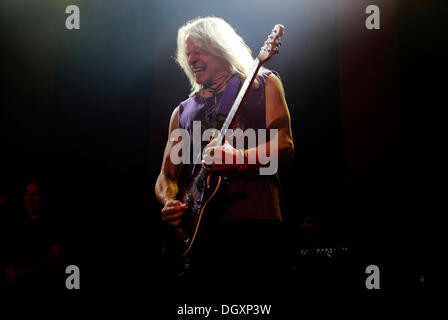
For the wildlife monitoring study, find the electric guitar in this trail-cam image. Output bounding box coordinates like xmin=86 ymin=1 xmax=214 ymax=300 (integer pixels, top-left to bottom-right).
xmin=172 ymin=24 xmax=285 ymax=258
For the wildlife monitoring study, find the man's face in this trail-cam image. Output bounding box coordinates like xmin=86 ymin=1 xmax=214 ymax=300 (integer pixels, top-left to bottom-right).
xmin=24 ymin=183 xmax=40 ymax=219
xmin=186 ymin=37 xmax=229 ymax=86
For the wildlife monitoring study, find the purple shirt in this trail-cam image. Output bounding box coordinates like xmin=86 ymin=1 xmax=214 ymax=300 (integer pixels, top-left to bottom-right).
xmin=178 ymin=69 xmax=282 ymax=225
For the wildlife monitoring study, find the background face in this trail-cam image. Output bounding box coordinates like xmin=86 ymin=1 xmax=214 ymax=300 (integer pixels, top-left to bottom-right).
xmin=0 ymin=0 xmax=438 ymax=300
xmin=24 ymin=183 xmax=41 ymax=216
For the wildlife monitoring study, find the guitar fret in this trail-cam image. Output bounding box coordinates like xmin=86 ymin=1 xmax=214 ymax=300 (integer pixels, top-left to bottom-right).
xmin=218 ymin=58 xmax=261 ymax=144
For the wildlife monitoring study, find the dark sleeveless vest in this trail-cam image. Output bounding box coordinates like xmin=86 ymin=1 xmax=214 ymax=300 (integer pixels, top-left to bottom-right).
xmin=178 ymin=69 xmax=282 ymax=226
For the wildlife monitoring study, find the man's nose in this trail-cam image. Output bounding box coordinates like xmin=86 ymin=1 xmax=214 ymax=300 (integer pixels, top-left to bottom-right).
xmin=188 ymin=53 xmax=197 ymax=66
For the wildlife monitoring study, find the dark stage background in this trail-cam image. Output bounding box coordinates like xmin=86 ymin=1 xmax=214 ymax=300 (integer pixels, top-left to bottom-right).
xmin=0 ymin=0 xmax=439 ymax=303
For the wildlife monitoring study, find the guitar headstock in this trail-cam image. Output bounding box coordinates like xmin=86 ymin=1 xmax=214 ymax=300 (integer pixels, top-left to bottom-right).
xmin=258 ymin=24 xmax=284 ymax=63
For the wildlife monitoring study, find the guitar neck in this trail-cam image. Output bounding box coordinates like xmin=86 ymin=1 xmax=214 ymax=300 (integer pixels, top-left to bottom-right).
xmin=215 ymin=58 xmax=263 ymax=145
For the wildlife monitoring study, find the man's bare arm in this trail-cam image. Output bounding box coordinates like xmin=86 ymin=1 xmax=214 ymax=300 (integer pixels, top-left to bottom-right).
xmin=155 ymin=107 xmax=188 ymax=227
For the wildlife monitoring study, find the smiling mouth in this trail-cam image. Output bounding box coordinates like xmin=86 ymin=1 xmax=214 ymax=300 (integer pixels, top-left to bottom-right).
xmin=192 ymin=66 xmax=206 ymax=75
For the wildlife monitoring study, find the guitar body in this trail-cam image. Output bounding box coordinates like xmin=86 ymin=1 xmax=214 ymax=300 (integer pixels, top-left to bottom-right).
xmin=171 ymin=168 xmax=222 ymax=258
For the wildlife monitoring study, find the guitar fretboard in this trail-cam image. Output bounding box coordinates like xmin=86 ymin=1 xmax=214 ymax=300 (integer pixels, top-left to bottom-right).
xmin=215 ymin=58 xmax=262 ymax=145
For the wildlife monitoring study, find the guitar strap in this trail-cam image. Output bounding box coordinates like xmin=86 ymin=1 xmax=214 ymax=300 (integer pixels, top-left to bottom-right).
xmin=213 ymin=74 xmax=241 ymax=130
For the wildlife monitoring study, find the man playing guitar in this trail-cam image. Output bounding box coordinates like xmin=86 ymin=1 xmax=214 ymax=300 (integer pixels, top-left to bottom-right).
xmin=155 ymin=16 xmax=294 ymax=286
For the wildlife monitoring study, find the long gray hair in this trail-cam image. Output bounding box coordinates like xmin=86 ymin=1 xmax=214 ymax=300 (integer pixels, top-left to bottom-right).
xmin=175 ymin=16 xmax=255 ymax=97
